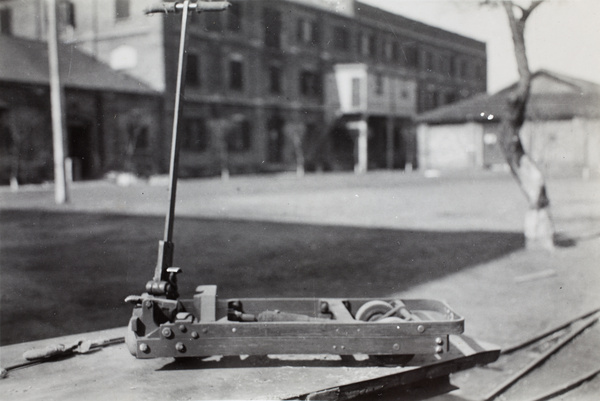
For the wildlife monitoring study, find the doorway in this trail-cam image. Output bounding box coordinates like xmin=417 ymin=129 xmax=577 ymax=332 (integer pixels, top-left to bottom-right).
xmin=68 ymin=122 xmax=95 ymax=180
xmin=267 ymin=116 xmax=285 ymax=163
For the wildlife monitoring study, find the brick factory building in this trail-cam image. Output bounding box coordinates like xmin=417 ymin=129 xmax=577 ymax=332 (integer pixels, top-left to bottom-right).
xmin=0 ymin=0 xmax=486 ymax=182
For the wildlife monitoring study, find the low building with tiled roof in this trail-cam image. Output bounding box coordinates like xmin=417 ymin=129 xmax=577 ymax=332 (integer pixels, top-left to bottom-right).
xmin=415 ymin=70 xmax=600 ymax=177
xmin=0 ymin=35 xmax=158 ymax=94
xmin=0 ymin=35 xmax=163 ymax=184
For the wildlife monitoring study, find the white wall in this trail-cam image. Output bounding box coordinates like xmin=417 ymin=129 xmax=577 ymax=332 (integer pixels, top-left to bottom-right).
xmin=522 ymin=118 xmax=600 ymax=176
xmin=418 ymin=118 xmax=600 ymax=177
xmin=417 ymin=122 xmax=483 ymax=170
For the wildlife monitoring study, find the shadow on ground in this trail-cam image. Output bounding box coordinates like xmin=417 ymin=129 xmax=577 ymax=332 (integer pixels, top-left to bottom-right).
xmin=0 ymin=210 xmax=524 ymax=345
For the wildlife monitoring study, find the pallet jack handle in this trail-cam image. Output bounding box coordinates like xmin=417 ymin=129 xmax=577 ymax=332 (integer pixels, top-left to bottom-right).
xmin=145 ymin=1 xmax=230 ymax=299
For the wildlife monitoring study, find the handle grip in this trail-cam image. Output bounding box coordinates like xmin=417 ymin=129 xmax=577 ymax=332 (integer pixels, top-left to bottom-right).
xmin=146 ymin=1 xmax=230 ymax=15
xmin=23 ymin=344 xmax=70 ymax=361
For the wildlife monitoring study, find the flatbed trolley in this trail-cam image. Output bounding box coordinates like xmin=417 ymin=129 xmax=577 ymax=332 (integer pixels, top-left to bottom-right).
xmin=125 ymin=1 xmax=465 ymax=362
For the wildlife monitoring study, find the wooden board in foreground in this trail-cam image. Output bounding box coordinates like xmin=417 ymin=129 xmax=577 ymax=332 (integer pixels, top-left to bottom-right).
xmin=0 ymin=328 xmax=498 ymax=400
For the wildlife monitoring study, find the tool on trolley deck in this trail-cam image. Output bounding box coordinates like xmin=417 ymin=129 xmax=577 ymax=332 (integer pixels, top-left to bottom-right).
xmin=124 ymin=1 xmax=465 ymax=361
xmin=0 ymin=337 xmax=124 ymax=379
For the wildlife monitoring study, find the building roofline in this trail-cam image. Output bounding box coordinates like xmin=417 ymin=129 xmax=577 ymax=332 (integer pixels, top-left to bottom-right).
xmin=355 ymin=1 xmax=486 ymax=53
xmin=0 ymin=34 xmax=159 ymax=96
xmin=416 ymin=69 xmax=600 ymax=124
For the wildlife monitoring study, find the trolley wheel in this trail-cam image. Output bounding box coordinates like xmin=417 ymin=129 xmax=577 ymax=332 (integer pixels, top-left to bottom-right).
xmin=355 ymin=300 xmax=393 ymax=322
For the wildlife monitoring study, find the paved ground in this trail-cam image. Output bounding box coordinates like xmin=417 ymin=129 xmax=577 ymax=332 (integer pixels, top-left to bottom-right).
xmin=3 ymin=170 xmax=598 ymax=234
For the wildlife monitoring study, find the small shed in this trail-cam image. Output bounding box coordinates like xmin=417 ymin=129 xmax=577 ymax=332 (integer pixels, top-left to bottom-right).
xmin=416 ymin=70 xmax=600 ymax=177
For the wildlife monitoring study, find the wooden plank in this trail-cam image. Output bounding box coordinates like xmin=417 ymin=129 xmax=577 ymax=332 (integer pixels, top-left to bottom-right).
xmin=134 ymin=335 xmax=443 ymax=358
xmin=289 ymin=335 xmax=500 ymax=400
xmin=0 ymin=328 xmax=499 ymax=400
xmin=158 ymin=320 xmax=462 ymax=337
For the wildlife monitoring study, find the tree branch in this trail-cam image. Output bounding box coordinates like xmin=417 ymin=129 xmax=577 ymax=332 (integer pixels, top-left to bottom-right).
xmin=521 ymin=0 xmax=545 ymax=22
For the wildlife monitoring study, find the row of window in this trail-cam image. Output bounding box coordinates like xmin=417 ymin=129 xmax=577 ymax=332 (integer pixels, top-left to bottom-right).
xmin=421 ymin=50 xmax=485 ymax=80
xmin=0 ymin=1 xmax=483 ymax=82
xmin=185 ymin=53 xmax=322 ymax=98
xmin=330 ymin=25 xmax=421 ymax=67
xmin=204 ymin=5 xmax=482 ymax=79
xmin=420 ymin=88 xmax=466 ymax=112
xmin=57 ymin=0 xmax=131 ymax=27
xmin=183 ymin=117 xmax=251 ymax=153
xmin=0 ymin=0 xmax=130 ymax=35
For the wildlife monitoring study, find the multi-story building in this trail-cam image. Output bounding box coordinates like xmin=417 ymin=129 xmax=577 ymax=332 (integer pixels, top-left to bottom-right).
xmin=1 ymin=0 xmax=486 ymax=178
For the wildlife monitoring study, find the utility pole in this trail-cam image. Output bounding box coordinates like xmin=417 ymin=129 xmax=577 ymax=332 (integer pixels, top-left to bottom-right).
xmin=46 ymin=0 xmax=69 ymax=204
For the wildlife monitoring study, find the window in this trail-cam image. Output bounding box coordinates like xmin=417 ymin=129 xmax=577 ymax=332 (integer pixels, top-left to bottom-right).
xmin=300 ymin=70 xmax=321 ymax=98
xmin=186 ymin=54 xmax=200 ymax=87
xmin=358 ymin=33 xmax=367 ymax=56
xmin=115 ymin=0 xmax=130 ymax=20
xmin=384 ymin=40 xmax=393 ymax=61
xmin=450 ymin=56 xmax=457 ymax=77
xmin=184 ymin=119 xmax=209 ymax=151
xmin=135 ymin=127 xmax=149 ymax=150
xmin=422 ymin=51 xmax=433 ymax=71
xmin=311 ymin=21 xmax=320 ymax=46
xmin=228 ymin=117 xmax=252 ymax=152
xmin=264 ymin=7 xmax=282 ymax=49
xmin=227 ymin=3 xmax=242 ymax=32
xmin=269 ymin=65 xmax=282 ymax=94
xmin=297 ymin=19 xmax=306 ymax=42
xmin=297 ymin=18 xmax=319 ymax=45
xmin=459 ymin=59 xmax=469 ymax=78
xmin=332 ymin=26 xmax=349 ymax=51
xmin=0 ymin=8 xmax=12 ymax=35
xmin=403 ymin=44 xmax=418 ymax=68
xmin=59 ymin=1 xmax=76 ymax=28
xmin=391 ymin=41 xmax=400 ymax=62
xmin=229 ymin=59 xmax=244 ymax=91
xmin=368 ymin=34 xmax=376 ymax=57
xmin=423 ymin=90 xmax=438 ymax=111
xmin=440 ymin=55 xmax=451 ymax=75
xmin=127 ymin=123 xmax=149 ymax=152
xmin=358 ymin=32 xmax=375 ymax=57
xmin=446 ymin=91 xmax=457 ymax=104
xmin=204 ymin=12 xmax=222 ymax=32
xmin=0 ymin=110 xmax=13 ymax=154
xmin=351 ymin=78 xmax=361 ymax=107
xmin=375 ymin=73 xmax=384 ymax=95
xmin=475 ymin=62 xmax=485 ymax=80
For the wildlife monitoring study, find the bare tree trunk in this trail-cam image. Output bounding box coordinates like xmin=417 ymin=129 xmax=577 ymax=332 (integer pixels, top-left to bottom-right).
xmin=500 ymin=1 xmax=554 ymax=250
xmin=8 ymin=111 xmax=20 ymax=191
xmin=285 ymin=122 xmax=306 ymax=178
xmin=209 ymin=119 xmax=230 ymax=181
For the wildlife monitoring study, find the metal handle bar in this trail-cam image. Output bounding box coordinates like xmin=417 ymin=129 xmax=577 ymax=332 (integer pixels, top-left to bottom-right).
xmin=146 ymin=1 xmax=230 ymax=14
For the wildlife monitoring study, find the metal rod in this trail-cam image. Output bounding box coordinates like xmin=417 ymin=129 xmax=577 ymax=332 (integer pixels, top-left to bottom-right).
xmin=163 ymin=0 xmax=190 ymax=244
xmin=153 ymin=0 xmax=191 ymax=283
